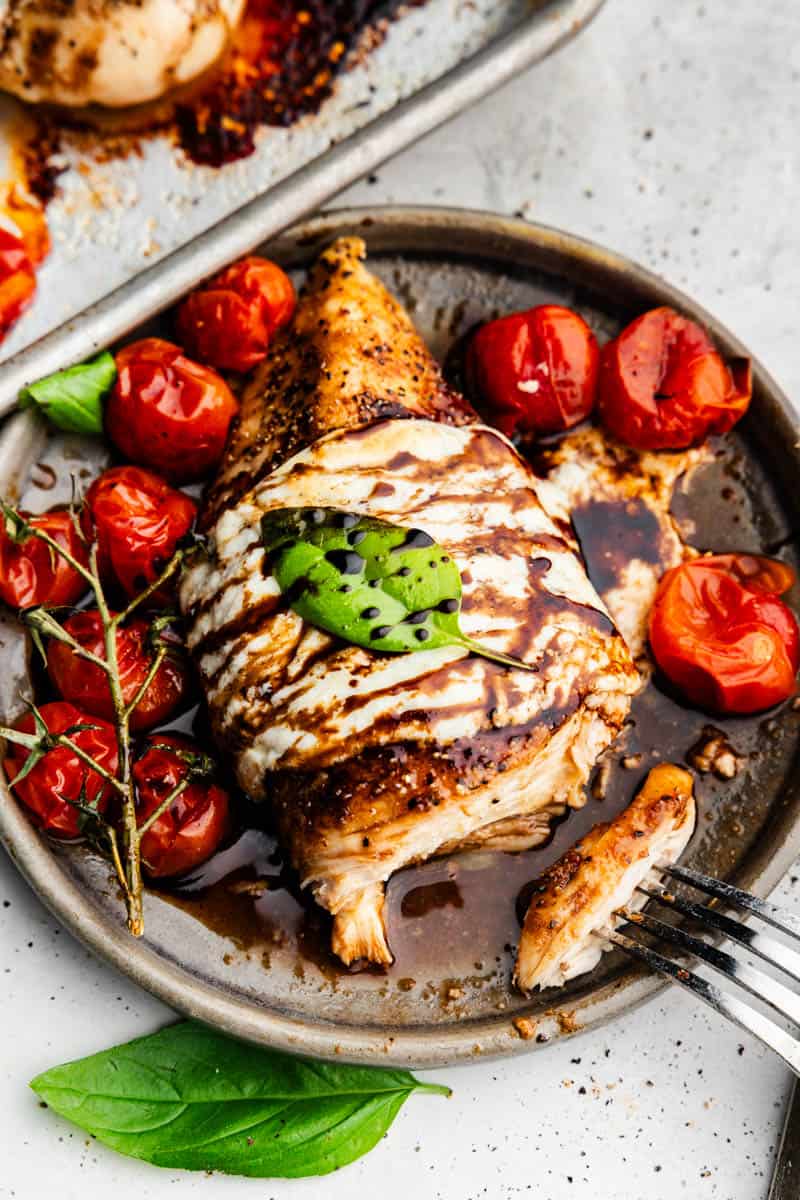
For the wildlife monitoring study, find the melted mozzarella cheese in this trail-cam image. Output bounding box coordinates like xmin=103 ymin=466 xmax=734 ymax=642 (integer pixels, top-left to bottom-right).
xmin=182 ymin=419 xmax=639 ymax=796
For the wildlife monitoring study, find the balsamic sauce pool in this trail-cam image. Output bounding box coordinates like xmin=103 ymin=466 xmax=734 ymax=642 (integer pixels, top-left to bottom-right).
xmin=153 ymin=434 xmax=800 ymax=992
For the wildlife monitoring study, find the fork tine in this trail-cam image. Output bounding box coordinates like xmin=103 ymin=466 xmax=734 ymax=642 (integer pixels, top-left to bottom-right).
xmin=606 ymin=928 xmax=800 ymax=1075
xmin=637 ymin=884 xmax=800 ymax=986
xmin=664 ymin=864 xmax=800 ymax=940
xmin=618 ymin=908 xmax=800 ymax=1027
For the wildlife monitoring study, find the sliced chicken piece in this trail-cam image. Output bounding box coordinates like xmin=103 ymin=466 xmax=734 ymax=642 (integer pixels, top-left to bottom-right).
xmin=204 ymin=236 xmax=473 ymax=526
xmin=514 ymin=763 xmax=696 ymax=993
xmin=182 ymin=239 xmax=640 ymax=966
xmin=531 ymin=427 xmax=710 ymax=657
xmin=0 ymin=0 xmax=245 ymax=108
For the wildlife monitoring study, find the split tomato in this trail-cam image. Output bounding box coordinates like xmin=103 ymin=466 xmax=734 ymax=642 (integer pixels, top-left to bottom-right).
xmin=467 ymin=304 xmax=599 ymax=439
xmin=3 ymin=701 xmax=118 ymax=838
xmin=84 ymin=466 xmax=196 ymax=600
xmin=649 ymin=554 xmax=799 ymax=714
xmin=0 ymin=227 xmax=36 ymax=340
xmin=598 ymin=306 xmax=751 ymax=450
xmin=0 ymin=508 xmax=88 ymax=610
xmin=134 ymin=735 xmax=231 ymax=878
xmin=176 ymin=256 xmax=295 ymax=373
xmin=47 ymin=610 xmax=189 ymax=731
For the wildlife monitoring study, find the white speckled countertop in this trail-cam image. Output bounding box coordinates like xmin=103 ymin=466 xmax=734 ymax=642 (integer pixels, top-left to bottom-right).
xmin=2 ymin=2 xmax=799 ymax=1197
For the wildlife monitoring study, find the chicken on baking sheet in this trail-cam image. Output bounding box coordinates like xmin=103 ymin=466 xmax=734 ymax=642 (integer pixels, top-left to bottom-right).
xmin=514 ymin=764 xmax=696 ymax=993
xmin=181 ymin=237 xmax=641 ymax=965
xmin=0 ymin=1 xmax=246 ymax=108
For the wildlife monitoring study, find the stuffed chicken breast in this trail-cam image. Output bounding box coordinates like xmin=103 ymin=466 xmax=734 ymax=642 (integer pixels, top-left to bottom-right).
xmin=514 ymin=763 xmax=696 ymax=993
xmin=181 ymin=238 xmax=640 ymax=966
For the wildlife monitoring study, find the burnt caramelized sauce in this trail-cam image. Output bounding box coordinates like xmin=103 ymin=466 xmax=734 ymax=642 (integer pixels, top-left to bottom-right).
xmin=19 ymin=0 xmax=422 ymax=200
xmin=570 ymin=498 xmax=667 ymax=597
xmin=149 ymin=430 xmax=800 ymax=997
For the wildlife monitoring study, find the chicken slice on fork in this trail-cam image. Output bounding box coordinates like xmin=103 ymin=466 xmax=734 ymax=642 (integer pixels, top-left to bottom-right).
xmin=514 ymin=764 xmax=696 ymax=993
xmin=182 ymin=239 xmax=640 ymax=966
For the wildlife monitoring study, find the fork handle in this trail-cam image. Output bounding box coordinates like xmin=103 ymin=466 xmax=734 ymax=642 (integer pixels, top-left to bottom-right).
xmin=769 ymin=1079 xmax=800 ymax=1199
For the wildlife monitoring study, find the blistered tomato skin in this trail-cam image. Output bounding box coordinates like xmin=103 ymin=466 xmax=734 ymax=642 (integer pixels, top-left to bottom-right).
xmin=176 ymin=256 xmax=295 ymax=373
xmin=467 ymin=304 xmax=599 ymax=439
xmin=106 ymin=338 xmax=238 ymax=483
xmin=133 ymin=735 xmax=231 ymax=878
xmin=177 ymin=290 xmax=268 ymax=373
xmin=0 ymin=227 xmax=36 ymax=339
xmin=85 ymin=465 xmax=196 ymax=600
xmin=649 ymin=554 xmax=799 ymax=715
xmin=598 ymin=306 xmax=751 ymax=451
xmin=215 ymin=257 xmax=296 ymax=330
xmin=47 ymin=610 xmax=189 ymax=731
xmin=3 ymin=701 xmax=118 ymax=838
xmin=0 ymin=508 xmax=89 ymax=610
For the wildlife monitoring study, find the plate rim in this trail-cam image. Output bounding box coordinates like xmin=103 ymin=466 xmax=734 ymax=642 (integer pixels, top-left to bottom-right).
xmin=2 ymin=204 xmax=799 ymax=1068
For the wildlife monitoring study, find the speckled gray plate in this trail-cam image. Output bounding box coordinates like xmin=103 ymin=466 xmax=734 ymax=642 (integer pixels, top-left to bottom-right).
xmin=1 ymin=208 xmax=799 ymax=1067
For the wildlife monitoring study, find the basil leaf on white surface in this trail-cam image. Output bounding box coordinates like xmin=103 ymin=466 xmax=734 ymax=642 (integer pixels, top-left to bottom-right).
xmin=18 ymin=351 xmax=116 ymax=434
xmin=30 ymin=1021 xmax=450 ymax=1178
xmin=261 ymin=506 xmax=534 ymax=671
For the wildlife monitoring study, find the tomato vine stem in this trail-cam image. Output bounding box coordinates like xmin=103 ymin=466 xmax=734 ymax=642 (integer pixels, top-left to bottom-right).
xmin=0 ymin=501 xmax=187 ymax=938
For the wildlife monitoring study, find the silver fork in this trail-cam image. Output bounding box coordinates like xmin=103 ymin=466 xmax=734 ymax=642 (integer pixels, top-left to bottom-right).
xmin=608 ymin=864 xmax=800 ymax=1074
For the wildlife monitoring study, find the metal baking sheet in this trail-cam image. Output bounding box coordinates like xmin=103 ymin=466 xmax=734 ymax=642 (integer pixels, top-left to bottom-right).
xmin=0 ymin=0 xmax=604 ymax=398
xmin=1 ymin=206 xmax=799 ymax=1068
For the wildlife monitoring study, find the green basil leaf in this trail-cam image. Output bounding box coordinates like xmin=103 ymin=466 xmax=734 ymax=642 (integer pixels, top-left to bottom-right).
xmin=30 ymin=1021 xmax=449 ymax=1178
xmin=18 ymin=351 xmax=116 ymax=434
xmin=262 ymin=507 xmax=533 ymax=671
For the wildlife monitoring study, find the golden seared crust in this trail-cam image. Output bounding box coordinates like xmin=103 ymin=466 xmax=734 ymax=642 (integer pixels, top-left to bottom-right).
xmin=203 ymin=237 xmax=474 ymax=525
xmin=269 ymin=717 xmax=556 ymax=866
xmin=514 ymin=764 xmax=696 ymax=992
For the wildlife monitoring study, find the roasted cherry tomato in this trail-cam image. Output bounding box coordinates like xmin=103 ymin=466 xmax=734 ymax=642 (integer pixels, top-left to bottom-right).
xmin=47 ymin=610 xmax=189 ymax=731
xmin=598 ymin=306 xmax=751 ymax=450
xmin=106 ymin=338 xmax=238 ymax=483
xmin=177 ymin=256 xmax=295 ymax=373
xmin=467 ymin=304 xmax=599 ymax=439
xmin=0 ymin=508 xmax=89 ymax=610
xmin=0 ymin=226 xmax=36 ymax=339
xmin=85 ymin=466 xmax=196 ymax=600
xmin=133 ymin=735 xmax=230 ymax=878
xmin=4 ymin=185 xmax=50 ymax=266
xmin=649 ymin=554 xmax=799 ymax=714
xmin=3 ymin=701 xmax=118 ymax=838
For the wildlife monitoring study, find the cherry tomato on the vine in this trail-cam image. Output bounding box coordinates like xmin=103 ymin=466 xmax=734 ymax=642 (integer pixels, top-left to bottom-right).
xmin=106 ymin=338 xmax=238 ymax=483
xmin=133 ymin=735 xmax=231 ymax=878
xmin=0 ymin=508 xmax=88 ymax=610
xmin=84 ymin=465 xmax=196 ymax=600
xmin=598 ymin=306 xmax=751 ymax=451
xmin=3 ymin=701 xmax=118 ymax=838
xmin=47 ymin=610 xmax=190 ymax=731
xmin=0 ymin=227 xmax=36 ymax=339
xmin=649 ymin=554 xmax=799 ymax=714
xmin=176 ymin=256 xmax=296 ymax=373
xmin=467 ymin=304 xmax=599 ymax=439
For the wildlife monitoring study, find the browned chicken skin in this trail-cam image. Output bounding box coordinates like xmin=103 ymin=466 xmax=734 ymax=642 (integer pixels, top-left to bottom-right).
xmin=514 ymin=764 xmax=696 ymax=993
xmin=203 ymin=236 xmax=474 ymax=526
